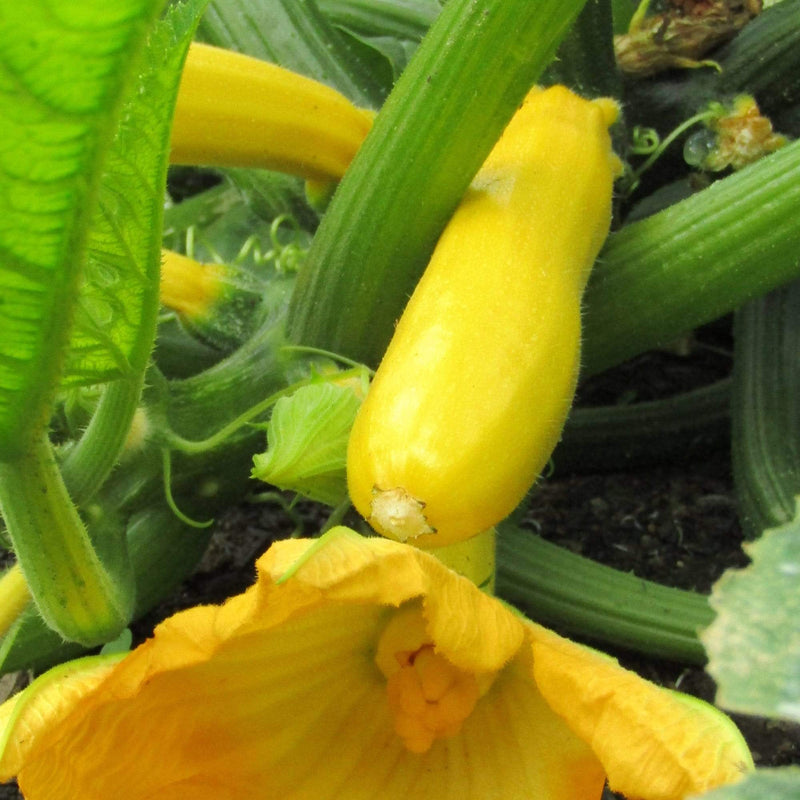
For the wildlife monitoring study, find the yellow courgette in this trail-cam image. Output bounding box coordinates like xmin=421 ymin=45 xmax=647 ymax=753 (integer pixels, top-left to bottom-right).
xmin=347 ymin=86 xmax=621 ymax=548
xmin=171 ymin=42 xmax=373 ymax=180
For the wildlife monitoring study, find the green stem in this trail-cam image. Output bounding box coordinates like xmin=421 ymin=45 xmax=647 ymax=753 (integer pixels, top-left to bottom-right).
xmin=583 ymin=137 xmax=800 ymax=375
xmin=626 ymin=109 xmax=717 ymax=192
xmin=60 ymin=378 xmax=144 ymax=505
xmin=496 ymin=523 xmax=712 ymax=663
xmin=732 ymin=278 xmax=800 ymax=539
xmin=160 ymin=310 xmax=294 ymax=441
xmin=287 ymin=0 xmax=588 ymax=367
xmin=555 ymin=378 xmax=731 ymax=474
xmin=0 ymin=433 xmax=132 ymax=646
xmin=0 ymin=501 xmax=216 ymax=675
xmin=163 ymin=365 xmax=365 ymax=455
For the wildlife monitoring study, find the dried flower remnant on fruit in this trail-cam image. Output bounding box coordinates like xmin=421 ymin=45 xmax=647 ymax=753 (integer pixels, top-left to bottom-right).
xmin=615 ymin=0 xmax=762 ymax=78
xmin=369 ymin=486 xmax=434 ymax=542
xmin=684 ymin=95 xmax=788 ymax=171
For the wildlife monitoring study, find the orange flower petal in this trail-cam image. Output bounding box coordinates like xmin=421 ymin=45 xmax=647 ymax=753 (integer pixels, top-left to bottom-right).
xmin=0 ymin=528 xmax=749 ymax=800
xmin=0 ymin=654 xmax=124 ymax=780
xmin=529 ymin=624 xmax=753 ymax=800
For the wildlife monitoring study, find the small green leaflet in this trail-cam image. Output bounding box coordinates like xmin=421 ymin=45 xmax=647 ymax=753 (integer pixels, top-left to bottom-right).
xmin=252 ymin=379 xmax=364 ymax=507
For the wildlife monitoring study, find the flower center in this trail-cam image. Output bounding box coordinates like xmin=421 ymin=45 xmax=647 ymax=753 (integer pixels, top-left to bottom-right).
xmin=386 ymin=644 xmax=480 ymax=753
xmin=376 ymin=605 xmax=483 ymax=753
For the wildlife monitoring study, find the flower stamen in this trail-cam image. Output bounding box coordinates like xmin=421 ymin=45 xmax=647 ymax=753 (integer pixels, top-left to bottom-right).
xmin=376 ymin=606 xmax=483 ymax=753
xmin=386 ymin=644 xmax=480 ymax=753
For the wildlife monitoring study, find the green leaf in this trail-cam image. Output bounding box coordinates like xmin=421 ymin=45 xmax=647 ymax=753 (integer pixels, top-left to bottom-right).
xmin=318 ymin=0 xmax=439 ymax=84
xmin=0 ymin=0 xmax=163 ymax=459
xmin=702 ymin=504 xmax=800 ymax=723
xmin=64 ymin=0 xmax=212 ymax=389
xmin=252 ymin=379 xmax=364 ymax=506
xmin=0 ymin=0 xmax=212 ymax=645
xmin=57 ymin=0 xmax=212 ymax=505
xmin=317 ymin=0 xmax=438 ymax=43
xmin=698 ymin=768 xmax=800 ymax=800
xmin=198 ymin=0 xmax=388 ymax=108
xmin=542 ymin=0 xmax=620 ymax=99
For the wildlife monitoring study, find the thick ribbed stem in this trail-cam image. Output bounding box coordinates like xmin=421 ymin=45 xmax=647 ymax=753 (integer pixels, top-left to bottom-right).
xmin=0 ymin=434 xmax=132 ymax=646
xmin=287 ymin=0 xmax=589 ymax=367
xmin=583 ymin=138 xmax=800 ymax=376
xmin=496 ymin=524 xmax=712 ymax=663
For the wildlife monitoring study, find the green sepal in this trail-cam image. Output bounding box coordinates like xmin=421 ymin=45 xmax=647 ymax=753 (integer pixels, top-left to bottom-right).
xmin=177 ymin=263 xmax=274 ymax=353
xmin=252 ymin=379 xmax=365 ymax=506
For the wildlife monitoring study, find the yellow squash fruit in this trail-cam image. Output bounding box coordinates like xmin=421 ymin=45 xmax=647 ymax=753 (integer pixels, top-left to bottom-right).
xmin=171 ymin=42 xmax=374 ymax=180
xmin=347 ymin=85 xmax=621 ymax=548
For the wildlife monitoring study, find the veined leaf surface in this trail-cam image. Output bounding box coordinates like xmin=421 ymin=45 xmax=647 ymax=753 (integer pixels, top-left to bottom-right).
xmin=703 ymin=504 xmax=800 ymax=723
xmin=0 ymin=0 xmax=162 ymax=458
xmin=63 ymin=0 xmax=212 ymax=389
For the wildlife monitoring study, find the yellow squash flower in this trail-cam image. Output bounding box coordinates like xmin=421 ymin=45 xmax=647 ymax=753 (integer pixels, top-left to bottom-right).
xmin=0 ymin=528 xmax=751 ymax=800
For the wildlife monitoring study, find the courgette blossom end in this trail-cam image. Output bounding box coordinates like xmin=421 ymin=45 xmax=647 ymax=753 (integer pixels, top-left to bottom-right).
xmin=369 ymin=486 xmax=434 ymax=542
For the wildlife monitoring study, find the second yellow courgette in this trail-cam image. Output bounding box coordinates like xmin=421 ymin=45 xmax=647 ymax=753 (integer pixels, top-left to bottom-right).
xmin=347 ymin=86 xmax=621 ymax=547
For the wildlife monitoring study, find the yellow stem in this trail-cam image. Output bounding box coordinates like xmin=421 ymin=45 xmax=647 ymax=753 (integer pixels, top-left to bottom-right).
xmin=171 ymin=42 xmax=374 ymax=180
xmin=0 ymin=565 xmax=31 ymax=639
